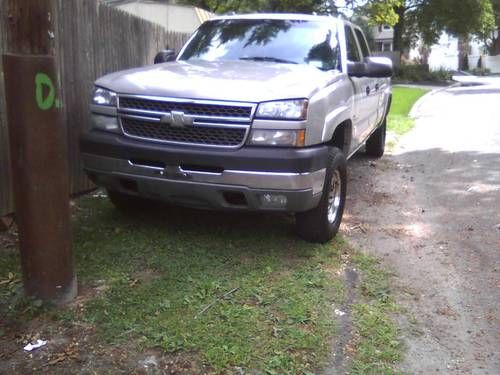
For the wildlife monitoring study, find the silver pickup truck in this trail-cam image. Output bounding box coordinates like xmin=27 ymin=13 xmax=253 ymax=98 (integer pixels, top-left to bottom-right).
xmin=80 ymin=13 xmax=392 ymax=243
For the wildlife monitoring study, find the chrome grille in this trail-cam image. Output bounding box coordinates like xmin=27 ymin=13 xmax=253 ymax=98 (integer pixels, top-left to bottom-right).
xmin=121 ymin=118 xmax=246 ymax=146
xmin=119 ymin=97 xmax=252 ymax=118
xmin=117 ymin=95 xmax=255 ymax=148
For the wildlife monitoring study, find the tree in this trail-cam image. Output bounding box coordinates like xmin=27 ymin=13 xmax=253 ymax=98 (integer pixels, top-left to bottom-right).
xmin=181 ymin=0 xmax=497 ymax=56
xmin=365 ymin=0 xmax=495 ymax=53
xmin=477 ymin=0 xmax=500 ymax=54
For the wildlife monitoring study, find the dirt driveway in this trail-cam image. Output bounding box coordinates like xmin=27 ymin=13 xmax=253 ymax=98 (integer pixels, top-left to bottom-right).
xmin=343 ymin=82 xmax=500 ymax=374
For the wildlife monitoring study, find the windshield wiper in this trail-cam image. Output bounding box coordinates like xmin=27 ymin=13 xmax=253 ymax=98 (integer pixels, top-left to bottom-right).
xmin=239 ymin=56 xmax=298 ymax=64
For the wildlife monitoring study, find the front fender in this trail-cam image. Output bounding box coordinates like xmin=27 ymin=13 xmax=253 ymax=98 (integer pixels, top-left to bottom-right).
xmin=306 ymin=76 xmax=353 ymax=146
xmin=321 ymin=105 xmax=351 ymax=143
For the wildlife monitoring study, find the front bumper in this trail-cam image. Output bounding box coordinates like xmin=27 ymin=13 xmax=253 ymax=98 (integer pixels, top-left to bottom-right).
xmin=80 ymin=130 xmax=329 ymax=212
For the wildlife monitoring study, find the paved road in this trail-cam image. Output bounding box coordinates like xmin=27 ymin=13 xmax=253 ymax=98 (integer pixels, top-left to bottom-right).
xmin=344 ymin=80 xmax=500 ymax=374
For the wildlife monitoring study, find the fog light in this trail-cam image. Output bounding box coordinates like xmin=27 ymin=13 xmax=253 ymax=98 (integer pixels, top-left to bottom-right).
xmin=260 ymin=193 xmax=288 ymax=208
xmin=91 ymin=114 xmax=120 ymax=132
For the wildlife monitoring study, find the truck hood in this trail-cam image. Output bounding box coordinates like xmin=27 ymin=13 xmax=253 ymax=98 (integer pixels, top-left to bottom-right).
xmin=95 ymin=60 xmax=340 ymax=103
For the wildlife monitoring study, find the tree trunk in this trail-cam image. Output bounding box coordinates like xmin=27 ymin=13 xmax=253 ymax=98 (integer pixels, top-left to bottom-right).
xmin=392 ymin=5 xmax=406 ymax=53
xmin=492 ymin=33 xmax=500 ymax=55
xmin=458 ymin=37 xmax=471 ymax=70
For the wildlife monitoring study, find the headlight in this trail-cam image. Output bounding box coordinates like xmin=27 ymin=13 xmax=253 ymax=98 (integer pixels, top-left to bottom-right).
xmin=256 ymin=99 xmax=308 ymax=120
xmin=248 ymin=129 xmax=305 ymax=147
xmin=91 ymin=114 xmax=120 ymax=133
xmin=92 ymin=87 xmax=117 ymax=106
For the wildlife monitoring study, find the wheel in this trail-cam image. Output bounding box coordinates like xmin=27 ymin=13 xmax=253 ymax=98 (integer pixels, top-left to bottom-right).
xmin=107 ymin=189 xmax=151 ymax=212
xmin=365 ymin=118 xmax=386 ymax=157
xmin=295 ymin=147 xmax=347 ymax=243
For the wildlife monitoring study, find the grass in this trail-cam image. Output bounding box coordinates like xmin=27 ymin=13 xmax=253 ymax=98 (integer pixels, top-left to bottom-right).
xmin=0 ymin=195 xmax=403 ymax=373
xmin=388 ymin=86 xmax=429 ymax=135
xmin=350 ymin=253 xmax=403 ymax=375
xmin=1 ymin=195 xmax=344 ymax=374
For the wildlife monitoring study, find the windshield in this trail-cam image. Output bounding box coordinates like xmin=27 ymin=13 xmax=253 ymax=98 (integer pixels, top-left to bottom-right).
xmin=178 ymin=19 xmax=341 ymax=71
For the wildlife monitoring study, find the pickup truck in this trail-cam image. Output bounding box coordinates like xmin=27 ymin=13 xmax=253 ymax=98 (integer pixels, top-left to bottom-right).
xmin=80 ymin=14 xmax=392 ymax=243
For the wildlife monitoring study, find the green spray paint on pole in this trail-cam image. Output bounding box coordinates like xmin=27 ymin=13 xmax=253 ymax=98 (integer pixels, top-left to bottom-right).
xmin=35 ymin=72 xmax=62 ymax=110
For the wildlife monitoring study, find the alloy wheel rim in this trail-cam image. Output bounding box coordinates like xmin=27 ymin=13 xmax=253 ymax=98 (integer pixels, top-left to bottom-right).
xmin=327 ymin=170 xmax=342 ymax=224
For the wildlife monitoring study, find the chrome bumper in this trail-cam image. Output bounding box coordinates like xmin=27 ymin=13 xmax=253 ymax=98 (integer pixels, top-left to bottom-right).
xmin=81 ymin=153 xmax=325 ymax=212
xmin=82 ymin=154 xmax=326 ymax=194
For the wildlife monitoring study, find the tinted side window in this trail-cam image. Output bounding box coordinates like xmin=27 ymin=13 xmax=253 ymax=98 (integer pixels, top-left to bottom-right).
xmin=305 ymin=29 xmax=342 ymax=71
xmin=344 ymin=26 xmax=361 ymax=62
xmin=355 ymin=28 xmax=370 ymax=58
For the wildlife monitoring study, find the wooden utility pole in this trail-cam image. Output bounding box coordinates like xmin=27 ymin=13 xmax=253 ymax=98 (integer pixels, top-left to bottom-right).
xmin=3 ymin=0 xmax=76 ymax=304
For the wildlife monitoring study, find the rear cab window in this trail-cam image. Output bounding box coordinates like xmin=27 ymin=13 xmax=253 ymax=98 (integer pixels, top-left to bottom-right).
xmin=344 ymin=25 xmax=362 ymax=62
xmin=354 ymin=28 xmax=371 ymax=58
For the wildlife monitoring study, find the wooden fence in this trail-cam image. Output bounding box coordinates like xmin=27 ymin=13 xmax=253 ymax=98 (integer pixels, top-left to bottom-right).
xmin=0 ymin=0 xmax=191 ymax=216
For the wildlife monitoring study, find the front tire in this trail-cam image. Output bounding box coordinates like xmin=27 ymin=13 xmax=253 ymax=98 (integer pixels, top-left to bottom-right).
xmin=365 ymin=118 xmax=386 ymax=157
xmin=295 ymin=147 xmax=347 ymax=243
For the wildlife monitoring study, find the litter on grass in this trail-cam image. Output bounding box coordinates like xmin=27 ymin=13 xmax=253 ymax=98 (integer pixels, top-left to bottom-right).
xmin=334 ymin=309 xmax=346 ymax=317
xmin=23 ymin=339 xmax=47 ymax=352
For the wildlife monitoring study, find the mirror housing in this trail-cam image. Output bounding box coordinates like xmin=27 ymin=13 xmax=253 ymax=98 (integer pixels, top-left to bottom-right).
xmin=348 ymin=57 xmax=393 ymax=78
xmin=154 ymin=49 xmax=176 ymax=64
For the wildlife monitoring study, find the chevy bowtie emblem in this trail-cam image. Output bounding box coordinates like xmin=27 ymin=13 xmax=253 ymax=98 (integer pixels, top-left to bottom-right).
xmin=160 ymin=111 xmax=194 ymax=128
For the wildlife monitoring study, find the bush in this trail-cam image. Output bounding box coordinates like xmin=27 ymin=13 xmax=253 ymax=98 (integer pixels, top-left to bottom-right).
xmin=394 ymin=64 xmax=452 ymax=83
xmin=468 ymin=67 xmax=491 ymax=76
xmin=430 ymin=68 xmax=453 ymax=81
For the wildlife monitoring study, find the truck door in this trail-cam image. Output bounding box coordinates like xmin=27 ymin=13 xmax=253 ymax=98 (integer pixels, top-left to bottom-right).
xmin=354 ymin=27 xmax=383 ymax=129
xmin=344 ymin=25 xmax=372 ymax=146
xmin=354 ymin=27 xmax=385 ymax=128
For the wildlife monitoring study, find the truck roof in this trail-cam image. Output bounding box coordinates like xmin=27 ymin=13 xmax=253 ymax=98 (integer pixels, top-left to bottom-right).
xmin=212 ymin=13 xmax=342 ymax=23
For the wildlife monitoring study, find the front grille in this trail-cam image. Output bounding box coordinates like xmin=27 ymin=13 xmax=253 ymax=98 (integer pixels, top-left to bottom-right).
xmin=119 ymin=97 xmax=252 ymax=119
xmin=118 ymin=96 xmax=254 ymax=147
xmin=121 ymin=118 xmax=247 ymax=147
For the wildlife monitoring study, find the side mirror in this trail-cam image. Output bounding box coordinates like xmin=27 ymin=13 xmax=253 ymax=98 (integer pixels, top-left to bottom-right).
xmin=347 ymin=61 xmax=368 ymax=77
xmin=366 ymin=56 xmax=393 ymax=77
xmin=154 ymin=49 xmax=176 ymax=64
xmin=348 ymin=57 xmax=393 ymax=78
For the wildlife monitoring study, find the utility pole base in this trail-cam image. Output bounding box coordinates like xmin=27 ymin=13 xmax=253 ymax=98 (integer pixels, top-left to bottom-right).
xmin=3 ymin=53 xmax=76 ymax=305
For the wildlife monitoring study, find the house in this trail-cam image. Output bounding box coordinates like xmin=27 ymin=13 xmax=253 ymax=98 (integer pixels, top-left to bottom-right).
xmin=102 ymin=0 xmax=214 ymax=34
xmin=426 ymin=34 xmax=459 ymax=71
xmin=372 ymin=25 xmax=394 ymax=52
xmin=371 ymin=24 xmax=500 ymax=73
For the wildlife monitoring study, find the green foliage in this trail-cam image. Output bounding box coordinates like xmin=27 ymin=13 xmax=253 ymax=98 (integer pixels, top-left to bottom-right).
xmin=476 ymin=0 xmax=500 ymax=54
xmin=364 ymin=0 xmax=496 ymax=53
xmin=365 ymin=0 xmax=403 ymax=26
xmin=417 ymin=0 xmax=495 ymax=45
xmin=394 ymin=64 xmax=452 ymax=83
xmin=181 ymin=0 xmax=496 ymax=55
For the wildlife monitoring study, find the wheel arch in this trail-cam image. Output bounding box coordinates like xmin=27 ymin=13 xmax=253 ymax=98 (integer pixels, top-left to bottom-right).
xmin=325 ymin=119 xmax=353 ymax=156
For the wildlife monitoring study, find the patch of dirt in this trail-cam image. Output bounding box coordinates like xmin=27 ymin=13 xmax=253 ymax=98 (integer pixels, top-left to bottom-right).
xmin=0 ymin=317 xmax=210 ymax=374
xmin=344 ymin=133 xmax=499 ymax=374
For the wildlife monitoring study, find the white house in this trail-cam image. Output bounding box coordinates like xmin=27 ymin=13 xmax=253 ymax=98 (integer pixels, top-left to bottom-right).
xmin=373 ymin=26 xmax=500 ymax=73
xmin=426 ymin=34 xmax=459 ymax=71
xmin=371 ymin=25 xmax=394 ymax=52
